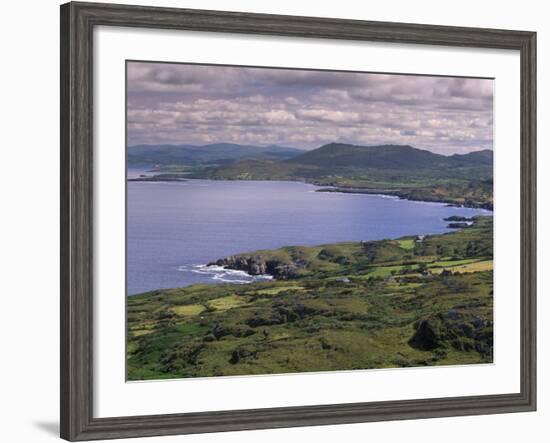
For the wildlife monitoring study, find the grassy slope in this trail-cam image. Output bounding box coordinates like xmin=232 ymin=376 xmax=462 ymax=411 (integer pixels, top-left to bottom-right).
xmin=127 ymin=217 xmax=493 ymax=380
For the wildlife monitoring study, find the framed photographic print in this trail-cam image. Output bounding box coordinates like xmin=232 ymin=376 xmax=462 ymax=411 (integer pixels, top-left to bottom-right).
xmin=60 ymin=2 xmax=536 ymax=441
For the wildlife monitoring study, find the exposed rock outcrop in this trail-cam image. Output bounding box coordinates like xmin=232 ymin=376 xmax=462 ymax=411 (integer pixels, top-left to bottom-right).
xmin=208 ymin=255 xmax=305 ymax=280
xmin=444 ymin=215 xmax=473 ymax=222
xmin=447 ymin=222 xmax=471 ymax=229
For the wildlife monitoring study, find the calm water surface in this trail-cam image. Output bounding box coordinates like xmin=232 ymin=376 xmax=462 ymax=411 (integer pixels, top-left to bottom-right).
xmin=127 ymin=168 xmax=491 ymax=295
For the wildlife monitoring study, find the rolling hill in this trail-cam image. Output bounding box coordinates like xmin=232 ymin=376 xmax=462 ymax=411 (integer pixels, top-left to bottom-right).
xmin=286 ymin=143 xmax=451 ymax=169
xmin=194 ymin=143 xmax=493 ymax=181
xmin=128 ymin=216 xmax=494 ymax=380
xmin=448 ymin=149 xmax=494 ymax=166
xmin=286 ymin=143 xmax=493 ymax=170
xmin=127 ymin=143 xmax=304 ymax=166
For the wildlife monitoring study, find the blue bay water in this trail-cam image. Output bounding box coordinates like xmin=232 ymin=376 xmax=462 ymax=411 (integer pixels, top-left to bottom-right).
xmin=127 ymin=169 xmax=491 ymax=295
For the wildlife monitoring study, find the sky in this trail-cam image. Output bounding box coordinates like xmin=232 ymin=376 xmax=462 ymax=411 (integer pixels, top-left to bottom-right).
xmin=127 ymin=61 xmax=494 ymax=155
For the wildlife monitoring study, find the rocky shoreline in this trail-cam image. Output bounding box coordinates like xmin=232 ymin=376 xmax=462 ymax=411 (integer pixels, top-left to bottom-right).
xmin=209 ymin=215 xmax=488 ymax=281
xmin=208 ymin=255 xmax=305 ymax=280
xmin=315 ymin=187 xmax=493 ymax=210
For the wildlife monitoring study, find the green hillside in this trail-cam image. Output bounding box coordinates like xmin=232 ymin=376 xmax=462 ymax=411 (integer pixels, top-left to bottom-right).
xmin=287 ymin=143 xmax=454 ymax=169
xmin=128 ymin=217 xmax=493 ymax=380
xmin=198 ymin=142 xmax=493 ymax=177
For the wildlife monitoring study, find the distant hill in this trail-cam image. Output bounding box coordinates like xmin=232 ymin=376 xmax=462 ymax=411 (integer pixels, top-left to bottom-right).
xmin=133 ymin=142 xmax=493 ymax=208
xmin=196 ymin=143 xmax=493 ymax=182
xmin=128 ymin=143 xmax=303 ymax=166
xmin=449 ymin=149 xmax=494 ymax=166
xmin=287 ymin=143 xmax=442 ymax=169
xmin=286 ymin=143 xmax=493 ymax=170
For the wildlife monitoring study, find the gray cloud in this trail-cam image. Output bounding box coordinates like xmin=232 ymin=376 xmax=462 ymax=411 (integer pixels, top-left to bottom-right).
xmin=127 ymin=62 xmax=493 ymax=154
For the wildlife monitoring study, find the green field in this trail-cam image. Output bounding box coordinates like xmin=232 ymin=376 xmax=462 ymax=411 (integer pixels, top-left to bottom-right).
xmin=127 ymin=217 xmax=493 ymax=380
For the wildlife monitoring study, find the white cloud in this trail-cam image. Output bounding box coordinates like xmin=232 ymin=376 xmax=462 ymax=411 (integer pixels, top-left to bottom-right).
xmin=127 ymin=62 xmax=493 ymax=154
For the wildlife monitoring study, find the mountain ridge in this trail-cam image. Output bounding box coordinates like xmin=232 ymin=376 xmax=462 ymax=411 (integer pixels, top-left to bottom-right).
xmin=128 ymin=142 xmax=304 ymax=166
xmin=285 ymin=142 xmax=493 ymax=170
xmin=196 ymin=142 xmax=493 ymax=180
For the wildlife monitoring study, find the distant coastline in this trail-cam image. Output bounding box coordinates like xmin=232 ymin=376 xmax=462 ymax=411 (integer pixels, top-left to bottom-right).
xmin=314 ymin=186 xmax=493 ymax=210
xmin=129 ymin=173 xmax=494 ymax=210
xmin=128 ymin=173 xmax=188 ymax=182
xmin=128 ymin=142 xmax=494 ymax=210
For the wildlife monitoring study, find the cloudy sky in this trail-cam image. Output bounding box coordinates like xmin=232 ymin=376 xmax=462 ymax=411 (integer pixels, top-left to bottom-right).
xmin=127 ymin=61 xmax=493 ymax=155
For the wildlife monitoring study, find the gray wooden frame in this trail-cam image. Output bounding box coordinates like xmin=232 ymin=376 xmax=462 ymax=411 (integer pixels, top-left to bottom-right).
xmin=60 ymin=2 xmax=537 ymax=441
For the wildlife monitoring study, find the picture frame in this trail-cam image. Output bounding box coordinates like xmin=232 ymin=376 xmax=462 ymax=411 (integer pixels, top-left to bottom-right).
xmin=60 ymin=1 xmax=536 ymax=441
